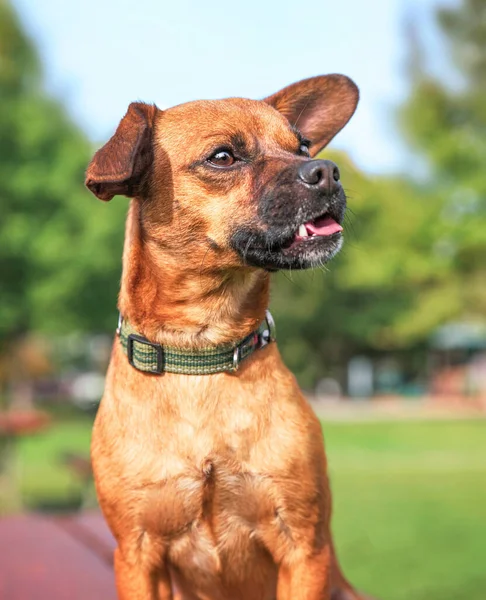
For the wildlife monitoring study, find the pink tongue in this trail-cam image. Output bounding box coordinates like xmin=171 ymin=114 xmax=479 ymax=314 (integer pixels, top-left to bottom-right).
xmin=305 ymin=215 xmax=343 ymax=236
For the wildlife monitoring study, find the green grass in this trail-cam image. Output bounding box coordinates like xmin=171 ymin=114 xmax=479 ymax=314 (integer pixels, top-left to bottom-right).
xmin=324 ymin=420 xmax=486 ymax=600
xmin=13 ymin=417 xmax=94 ymax=509
xmin=7 ymin=417 xmax=486 ymax=599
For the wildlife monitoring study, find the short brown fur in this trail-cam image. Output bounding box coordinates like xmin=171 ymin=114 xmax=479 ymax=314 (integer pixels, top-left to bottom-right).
xmin=87 ymin=75 xmax=373 ymax=600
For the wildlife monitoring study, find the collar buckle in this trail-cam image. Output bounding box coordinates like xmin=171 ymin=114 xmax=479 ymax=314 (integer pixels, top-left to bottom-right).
xmin=127 ymin=333 xmax=164 ymax=374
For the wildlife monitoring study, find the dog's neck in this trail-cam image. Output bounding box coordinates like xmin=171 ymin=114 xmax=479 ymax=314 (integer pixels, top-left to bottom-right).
xmin=118 ymin=200 xmax=270 ymax=348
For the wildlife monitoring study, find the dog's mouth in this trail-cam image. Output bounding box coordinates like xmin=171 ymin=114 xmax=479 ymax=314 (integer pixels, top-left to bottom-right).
xmin=230 ymin=206 xmax=345 ymax=272
xmin=283 ymin=213 xmax=343 ymax=250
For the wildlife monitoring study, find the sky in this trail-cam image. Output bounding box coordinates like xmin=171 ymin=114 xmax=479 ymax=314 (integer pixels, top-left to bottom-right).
xmin=14 ymin=0 xmax=457 ymax=174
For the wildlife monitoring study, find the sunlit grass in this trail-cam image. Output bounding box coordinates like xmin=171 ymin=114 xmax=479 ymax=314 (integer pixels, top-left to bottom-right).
xmin=325 ymin=420 xmax=486 ymax=600
xmin=14 ymin=417 xmax=93 ymax=509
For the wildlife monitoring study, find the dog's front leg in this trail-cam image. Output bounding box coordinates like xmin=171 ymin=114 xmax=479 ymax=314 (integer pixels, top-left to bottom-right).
xmin=276 ymin=544 xmax=333 ymax=600
xmin=114 ymin=547 xmax=173 ymax=600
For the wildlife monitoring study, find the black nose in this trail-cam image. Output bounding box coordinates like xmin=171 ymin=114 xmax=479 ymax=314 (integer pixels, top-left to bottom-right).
xmin=298 ymin=159 xmax=340 ymax=194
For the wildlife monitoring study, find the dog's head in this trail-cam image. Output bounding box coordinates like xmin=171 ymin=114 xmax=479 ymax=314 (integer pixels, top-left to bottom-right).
xmin=86 ymin=75 xmax=358 ymax=271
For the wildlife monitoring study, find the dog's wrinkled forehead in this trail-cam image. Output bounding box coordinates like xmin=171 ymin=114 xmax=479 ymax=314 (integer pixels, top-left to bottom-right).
xmin=155 ymin=98 xmax=301 ymax=164
xmin=85 ymin=75 xmax=359 ymax=202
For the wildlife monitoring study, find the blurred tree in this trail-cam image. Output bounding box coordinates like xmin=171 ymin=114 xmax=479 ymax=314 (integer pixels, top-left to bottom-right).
xmin=0 ymin=0 xmax=126 ymax=342
xmin=273 ymin=0 xmax=486 ymax=389
xmin=400 ymin=0 xmax=486 ymax=319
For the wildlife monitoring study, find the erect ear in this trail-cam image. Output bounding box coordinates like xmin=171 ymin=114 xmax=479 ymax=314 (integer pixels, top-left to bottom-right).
xmin=264 ymin=74 xmax=359 ymax=157
xmin=85 ymin=102 xmax=158 ymax=201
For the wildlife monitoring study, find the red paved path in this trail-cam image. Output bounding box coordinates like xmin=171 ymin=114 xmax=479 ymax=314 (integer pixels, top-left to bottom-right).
xmin=0 ymin=512 xmax=117 ymax=599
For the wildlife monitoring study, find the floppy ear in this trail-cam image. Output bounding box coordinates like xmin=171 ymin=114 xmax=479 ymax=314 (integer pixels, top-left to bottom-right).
xmin=264 ymin=74 xmax=359 ymax=156
xmin=85 ymin=102 xmax=158 ymax=201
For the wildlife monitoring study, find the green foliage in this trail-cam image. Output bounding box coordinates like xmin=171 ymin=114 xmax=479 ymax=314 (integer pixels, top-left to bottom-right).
xmin=399 ymin=0 xmax=486 ymax=324
xmin=0 ymin=0 xmax=126 ymax=340
xmin=0 ymin=0 xmax=39 ymax=95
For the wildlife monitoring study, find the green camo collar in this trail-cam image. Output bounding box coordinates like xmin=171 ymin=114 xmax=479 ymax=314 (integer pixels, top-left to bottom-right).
xmin=118 ymin=311 xmax=276 ymax=375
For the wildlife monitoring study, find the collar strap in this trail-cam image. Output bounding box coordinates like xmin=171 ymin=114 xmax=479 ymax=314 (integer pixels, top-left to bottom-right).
xmin=118 ymin=311 xmax=276 ymax=375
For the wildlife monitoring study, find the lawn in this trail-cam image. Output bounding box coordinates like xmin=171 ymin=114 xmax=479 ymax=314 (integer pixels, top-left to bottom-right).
xmin=7 ymin=416 xmax=486 ymax=600
xmin=325 ymin=420 xmax=486 ymax=600
xmin=8 ymin=416 xmax=95 ymax=511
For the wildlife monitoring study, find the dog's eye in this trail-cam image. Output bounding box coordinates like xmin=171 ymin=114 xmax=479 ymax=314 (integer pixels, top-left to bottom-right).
xmin=208 ymin=150 xmax=235 ymax=167
xmin=299 ymin=143 xmax=311 ymax=157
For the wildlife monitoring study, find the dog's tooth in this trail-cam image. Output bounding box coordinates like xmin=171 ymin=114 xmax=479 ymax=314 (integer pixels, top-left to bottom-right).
xmin=298 ymin=224 xmax=308 ymax=237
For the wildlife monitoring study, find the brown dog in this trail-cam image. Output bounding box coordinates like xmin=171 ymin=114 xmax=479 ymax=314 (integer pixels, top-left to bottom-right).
xmin=86 ymin=74 xmax=371 ymax=600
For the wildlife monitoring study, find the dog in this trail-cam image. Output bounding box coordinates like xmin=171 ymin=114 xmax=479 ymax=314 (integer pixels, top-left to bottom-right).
xmin=86 ymin=74 xmax=372 ymax=600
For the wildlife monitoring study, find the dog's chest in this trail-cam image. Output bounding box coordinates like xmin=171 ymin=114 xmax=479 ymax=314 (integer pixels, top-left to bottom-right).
xmin=137 ymin=421 xmax=281 ymax=540
xmin=126 ymin=402 xmax=304 ymax=564
xmin=95 ymin=363 xmax=318 ymax=588
xmin=135 ymin=443 xmax=282 ymax=594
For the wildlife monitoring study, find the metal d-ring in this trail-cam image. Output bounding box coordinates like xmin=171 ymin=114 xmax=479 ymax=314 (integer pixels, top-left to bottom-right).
xmin=265 ymin=310 xmax=276 ymax=342
xmin=232 ymin=346 xmax=241 ymax=371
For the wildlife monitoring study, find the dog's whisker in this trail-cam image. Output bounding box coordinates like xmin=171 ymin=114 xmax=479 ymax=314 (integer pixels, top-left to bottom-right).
xmin=198 ymin=245 xmax=212 ymax=280
xmin=243 ymin=233 xmax=255 ymax=264
xmin=343 ymin=214 xmax=359 ymax=242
